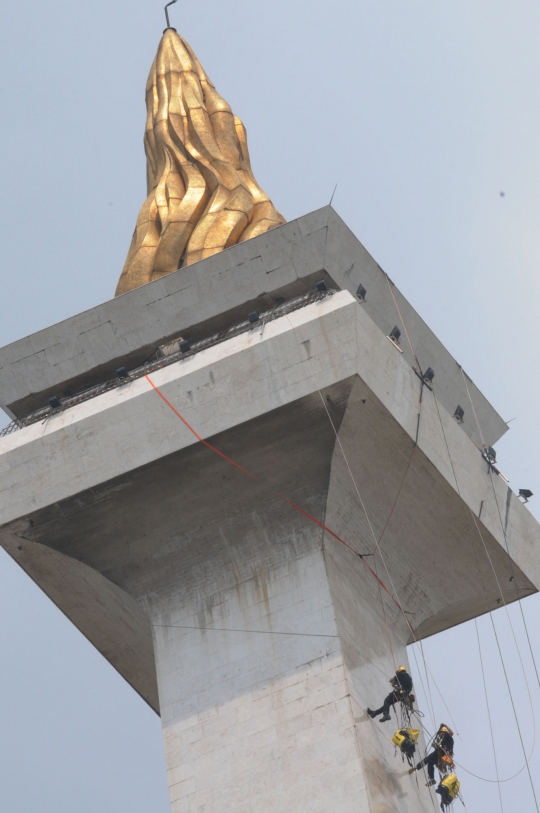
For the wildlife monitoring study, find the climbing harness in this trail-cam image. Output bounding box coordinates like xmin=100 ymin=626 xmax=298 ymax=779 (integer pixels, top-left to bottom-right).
xmin=389 ymin=674 xmax=417 ymax=729
xmin=439 ymin=753 xmax=455 ymax=772
xmin=429 ymin=727 xmax=456 ymax=776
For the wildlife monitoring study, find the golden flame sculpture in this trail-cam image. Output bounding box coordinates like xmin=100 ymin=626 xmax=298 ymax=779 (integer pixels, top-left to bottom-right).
xmin=115 ymin=29 xmax=285 ymax=296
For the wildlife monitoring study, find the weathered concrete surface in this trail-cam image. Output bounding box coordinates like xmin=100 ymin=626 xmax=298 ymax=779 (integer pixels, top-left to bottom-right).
xmin=0 ymin=286 xmax=538 ymax=812
xmin=0 ymin=207 xmax=507 ymax=452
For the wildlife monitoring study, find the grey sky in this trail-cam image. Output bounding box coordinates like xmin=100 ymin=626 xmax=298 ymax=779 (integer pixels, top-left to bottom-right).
xmin=1 ymin=0 xmax=539 ymax=810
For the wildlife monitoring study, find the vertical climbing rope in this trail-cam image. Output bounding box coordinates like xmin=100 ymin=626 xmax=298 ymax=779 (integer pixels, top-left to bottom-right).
xmin=410 ymin=644 xmax=438 ymax=734
xmin=460 ymin=366 xmax=540 ymax=691
xmin=490 ymin=612 xmax=539 ymax=811
xmin=488 ymin=467 xmax=540 ymax=689
xmin=317 ymin=391 xmax=399 ymax=672
xmin=432 ymin=385 xmax=539 ymax=807
xmin=475 ymin=618 xmax=504 ymax=813
xmin=317 ymin=388 xmax=441 ymax=731
xmin=382 ymin=287 xmax=538 ymax=796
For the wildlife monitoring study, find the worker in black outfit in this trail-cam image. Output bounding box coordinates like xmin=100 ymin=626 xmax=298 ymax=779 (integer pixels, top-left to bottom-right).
xmin=409 ymin=724 xmax=454 ymax=786
xmin=367 ymin=666 xmax=414 ymax=722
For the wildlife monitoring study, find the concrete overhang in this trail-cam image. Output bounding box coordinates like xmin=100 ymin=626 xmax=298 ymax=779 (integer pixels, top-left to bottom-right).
xmin=0 ymin=207 xmax=507 ymax=451
xmin=0 ymin=290 xmax=538 ymax=713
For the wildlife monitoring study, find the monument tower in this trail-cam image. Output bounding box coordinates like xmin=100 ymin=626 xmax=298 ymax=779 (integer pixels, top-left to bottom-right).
xmin=1 ymin=23 xmax=539 ymax=813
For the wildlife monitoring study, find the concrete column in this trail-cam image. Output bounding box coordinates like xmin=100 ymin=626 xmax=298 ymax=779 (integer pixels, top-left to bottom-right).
xmin=151 ymin=546 xmax=372 ymax=813
xmin=134 ymin=379 xmax=430 ymax=813
xmin=146 ymin=510 xmax=419 ymax=813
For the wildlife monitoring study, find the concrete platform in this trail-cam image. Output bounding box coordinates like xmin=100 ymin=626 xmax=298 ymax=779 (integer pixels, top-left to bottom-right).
xmin=0 ymin=209 xmax=538 ymax=813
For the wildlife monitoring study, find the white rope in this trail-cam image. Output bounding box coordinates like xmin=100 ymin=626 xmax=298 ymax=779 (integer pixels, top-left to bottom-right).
xmin=432 ymin=386 xmax=538 ymax=792
xmin=318 ymin=389 xmax=444 ymax=731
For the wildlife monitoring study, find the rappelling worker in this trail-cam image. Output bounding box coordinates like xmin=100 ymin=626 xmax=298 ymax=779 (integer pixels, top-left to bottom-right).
xmin=408 ymin=724 xmax=454 ymax=786
xmin=367 ymin=666 xmax=414 ymax=722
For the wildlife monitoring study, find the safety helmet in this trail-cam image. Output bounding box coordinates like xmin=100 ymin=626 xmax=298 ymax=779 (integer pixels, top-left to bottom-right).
xmin=397 ymin=666 xmax=407 ymax=672
xmin=439 ymin=726 xmax=449 ymax=733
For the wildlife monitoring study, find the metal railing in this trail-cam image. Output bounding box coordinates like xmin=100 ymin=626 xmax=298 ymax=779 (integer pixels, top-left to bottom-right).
xmin=0 ymin=288 xmax=335 ymax=440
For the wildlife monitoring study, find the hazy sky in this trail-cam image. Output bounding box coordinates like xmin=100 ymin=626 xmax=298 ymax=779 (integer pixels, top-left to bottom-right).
xmin=1 ymin=0 xmax=540 ymax=810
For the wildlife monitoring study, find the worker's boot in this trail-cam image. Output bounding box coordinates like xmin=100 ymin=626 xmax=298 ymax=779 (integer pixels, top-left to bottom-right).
xmin=379 ymin=713 xmax=391 ymax=722
xmin=366 ymin=708 xmax=376 ymax=718
xmin=426 ymin=779 xmax=436 ymax=787
xmin=408 ymin=767 xmax=416 ymax=775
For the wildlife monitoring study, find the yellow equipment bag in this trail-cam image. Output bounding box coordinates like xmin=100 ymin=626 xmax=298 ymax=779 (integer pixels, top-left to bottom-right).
xmin=392 ymin=728 xmax=420 ymax=757
xmin=437 ymin=774 xmax=460 ymax=805
xmin=394 ymin=727 xmax=419 ymax=745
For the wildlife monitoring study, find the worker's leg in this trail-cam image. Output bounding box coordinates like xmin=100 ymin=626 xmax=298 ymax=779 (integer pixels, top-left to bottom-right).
xmin=425 ymin=751 xmax=437 ymax=780
xmin=368 ymin=692 xmax=395 ymax=718
xmin=414 ymin=752 xmax=437 ymax=778
xmin=382 ymin=692 xmax=397 ymax=715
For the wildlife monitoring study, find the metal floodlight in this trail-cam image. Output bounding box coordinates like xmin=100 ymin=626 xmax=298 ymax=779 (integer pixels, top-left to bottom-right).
xmin=356 ymin=284 xmax=367 ymax=301
xmin=454 ymin=405 xmax=465 ymax=423
xmin=316 ymin=279 xmax=328 ymax=292
xmin=486 ymin=446 xmax=497 ymax=463
xmin=519 ymin=489 xmax=533 ymax=503
xmin=388 ymin=326 xmax=401 ymax=343
xmin=423 ymin=367 xmax=435 ymax=384
xmin=48 ymin=395 xmax=61 ymax=409
xmin=116 ymin=366 xmax=128 ymax=379
xmin=248 ymin=311 xmax=259 ymax=324
xmin=179 ymin=339 xmax=191 ymax=353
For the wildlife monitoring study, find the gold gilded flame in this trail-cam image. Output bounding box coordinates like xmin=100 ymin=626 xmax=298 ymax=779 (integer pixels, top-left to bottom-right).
xmin=115 ymin=30 xmax=285 ymax=296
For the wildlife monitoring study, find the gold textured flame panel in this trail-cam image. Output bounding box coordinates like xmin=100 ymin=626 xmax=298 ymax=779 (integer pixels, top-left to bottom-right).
xmin=115 ymin=29 xmax=285 ymax=296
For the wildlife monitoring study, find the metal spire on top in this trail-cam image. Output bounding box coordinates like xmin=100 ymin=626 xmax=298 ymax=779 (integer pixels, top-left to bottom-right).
xmin=164 ymin=0 xmax=178 ymax=29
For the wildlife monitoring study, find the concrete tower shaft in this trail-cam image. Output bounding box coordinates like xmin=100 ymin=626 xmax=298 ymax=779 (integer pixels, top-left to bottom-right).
xmin=0 ymin=208 xmax=538 ymax=812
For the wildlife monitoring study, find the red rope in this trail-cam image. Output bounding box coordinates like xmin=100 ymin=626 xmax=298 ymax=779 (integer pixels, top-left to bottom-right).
xmin=145 ymin=374 xmax=407 ymax=616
